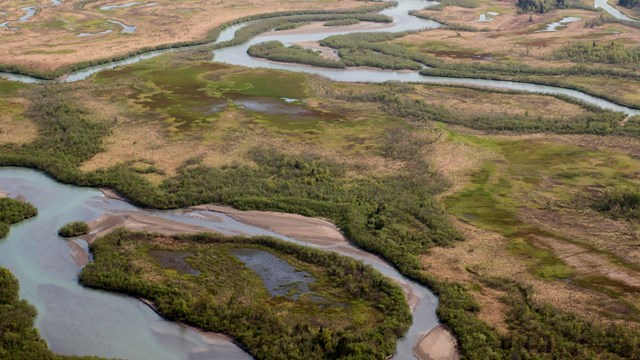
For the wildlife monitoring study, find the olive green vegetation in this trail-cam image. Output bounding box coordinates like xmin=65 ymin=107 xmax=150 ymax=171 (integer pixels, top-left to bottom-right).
xmin=0 ymin=2 xmax=394 ymax=80
xmin=80 ymin=229 xmax=411 ymax=359
xmin=516 ymin=0 xmax=597 ymax=12
xmin=444 ymin=130 xmax=640 ymax=298
xmin=593 ymin=186 xmax=640 ymax=220
xmin=58 ymin=221 xmax=90 ymax=238
xmin=335 ymin=81 xmax=633 ymax=136
xmin=553 ymin=41 xmax=640 ymax=65
xmin=247 ymin=41 xmax=347 ymax=68
xmin=324 ymin=18 xmax=360 ymax=26
xmin=318 ymin=32 xmax=438 ymax=70
xmin=434 ymin=0 xmax=480 ymax=9
xmin=0 ymin=198 xmax=37 ymax=239
xmin=0 ymin=268 xmax=102 ymax=360
xmin=480 ymin=276 xmax=640 ymax=359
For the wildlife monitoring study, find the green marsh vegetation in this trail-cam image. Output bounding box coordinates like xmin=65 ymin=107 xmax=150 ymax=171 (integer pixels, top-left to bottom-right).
xmin=324 ymin=18 xmax=360 ymax=26
xmin=444 ymin=129 xmax=640 ymax=300
xmin=248 ymin=41 xmax=347 ymax=68
xmin=80 ymin=229 xmax=411 ymax=359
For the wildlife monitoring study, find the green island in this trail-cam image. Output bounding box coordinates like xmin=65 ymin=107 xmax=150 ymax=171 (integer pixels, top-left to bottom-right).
xmin=80 ymin=229 xmax=411 ymax=359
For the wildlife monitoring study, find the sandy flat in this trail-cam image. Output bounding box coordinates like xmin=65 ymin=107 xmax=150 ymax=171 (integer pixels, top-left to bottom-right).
xmin=263 ymin=20 xmax=393 ymax=36
xmin=84 ymin=212 xmax=215 ymax=243
xmin=413 ymin=326 xmax=459 ymax=360
xmin=192 ymin=204 xmax=348 ymax=247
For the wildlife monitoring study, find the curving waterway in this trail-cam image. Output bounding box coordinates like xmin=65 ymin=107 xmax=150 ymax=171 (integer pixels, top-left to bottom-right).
xmin=0 ymin=168 xmax=438 ymax=359
xmin=1 ymin=0 xmax=639 ymax=115
xmin=0 ymin=0 xmax=639 ymax=358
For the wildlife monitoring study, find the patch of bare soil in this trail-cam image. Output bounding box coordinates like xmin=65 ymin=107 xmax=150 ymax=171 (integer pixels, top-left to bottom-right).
xmin=413 ymin=326 xmax=459 ymax=360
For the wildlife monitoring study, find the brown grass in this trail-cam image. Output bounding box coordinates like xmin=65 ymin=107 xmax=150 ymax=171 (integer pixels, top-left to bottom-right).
xmin=0 ymin=98 xmax=37 ymax=145
xmin=0 ymin=0 xmax=366 ymax=72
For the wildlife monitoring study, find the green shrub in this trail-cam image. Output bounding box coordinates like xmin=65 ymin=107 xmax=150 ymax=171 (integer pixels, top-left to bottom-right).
xmin=0 ymin=198 xmax=38 ymax=239
xmin=58 ymin=221 xmax=90 ymax=238
xmin=593 ymin=186 xmax=640 ymax=219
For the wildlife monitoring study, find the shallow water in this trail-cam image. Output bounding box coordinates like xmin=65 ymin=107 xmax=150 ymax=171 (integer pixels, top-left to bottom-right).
xmin=107 ymin=19 xmax=137 ymax=33
xmin=0 ymin=168 xmax=251 ymax=360
xmin=231 ymin=248 xmax=315 ymax=299
xmin=537 ymin=16 xmax=580 ymax=32
xmin=78 ymin=29 xmax=113 ymax=37
xmin=100 ymin=2 xmax=142 ymax=10
xmin=477 ymin=11 xmax=498 ymax=21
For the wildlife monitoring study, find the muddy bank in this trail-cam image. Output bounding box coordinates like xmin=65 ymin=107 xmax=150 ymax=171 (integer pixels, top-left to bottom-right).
xmin=413 ymin=326 xmax=459 ymax=360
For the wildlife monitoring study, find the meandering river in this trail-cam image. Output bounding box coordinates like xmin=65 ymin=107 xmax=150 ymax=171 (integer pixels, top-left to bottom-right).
xmin=0 ymin=168 xmax=438 ymax=359
xmin=0 ymin=0 xmax=639 ymax=358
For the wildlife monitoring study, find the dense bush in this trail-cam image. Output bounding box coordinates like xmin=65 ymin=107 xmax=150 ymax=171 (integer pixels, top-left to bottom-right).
xmin=517 ymin=0 xmax=565 ymax=12
xmin=553 ymin=41 xmax=640 ymax=65
xmin=248 ymin=41 xmax=346 ymax=68
xmin=58 ymin=221 xmax=90 ymax=238
xmin=593 ymin=186 xmax=640 ymax=219
xmin=0 ymin=198 xmax=37 ymax=239
xmin=324 ymin=18 xmax=360 ymax=26
xmin=620 ymin=0 xmax=639 ymax=8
